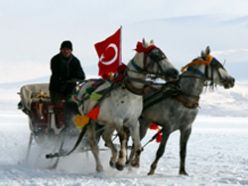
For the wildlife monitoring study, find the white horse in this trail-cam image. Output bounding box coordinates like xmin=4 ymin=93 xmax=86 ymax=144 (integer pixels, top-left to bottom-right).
xmin=74 ymin=40 xmax=179 ymax=172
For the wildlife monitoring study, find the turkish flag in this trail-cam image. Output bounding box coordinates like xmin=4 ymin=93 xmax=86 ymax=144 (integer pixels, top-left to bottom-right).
xmin=94 ymin=28 xmax=122 ymax=77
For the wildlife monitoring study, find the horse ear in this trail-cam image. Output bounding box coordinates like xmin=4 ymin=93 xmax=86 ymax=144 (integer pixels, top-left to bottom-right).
xmin=150 ymin=39 xmax=154 ymax=45
xmin=205 ymin=46 xmax=211 ymax=55
xmin=142 ymin=38 xmax=146 ymax=45
xmin=201 ymin=46 xmax=211 ymax=60
xmin=201 ymin=50 xmax=205 ymax=58
xmin=142 ymin=38 xmax=148 ymax=47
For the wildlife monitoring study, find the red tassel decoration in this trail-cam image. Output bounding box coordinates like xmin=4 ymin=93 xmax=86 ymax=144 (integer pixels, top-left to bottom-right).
xmin=135 ymin=41 xmax=156 ymax=54
xmin=87 ymin=106 xmax=100 ymax=120
xmin=156 ymin=132 xmax=163 ymax=143
xmin=149 ymin=122 xmax=159 ymax=130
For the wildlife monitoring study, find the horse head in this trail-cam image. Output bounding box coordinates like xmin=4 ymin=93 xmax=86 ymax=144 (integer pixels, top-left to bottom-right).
xmin=131 ymin=39 xmax=179 ymax=82
xmin=181 ymin=46 xmax=235 ymax=89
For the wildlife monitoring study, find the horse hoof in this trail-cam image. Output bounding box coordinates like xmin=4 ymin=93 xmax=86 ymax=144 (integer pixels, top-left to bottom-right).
xmin=96 ymin=166 xmax=104 ymax=172
xmin=125 ymin=160 xmax=130 ymax=165
xmin=109 ymin=161 xmax=115 ymax=168
xmin=131 ymin=161 xmax=139 ymax=168
xmin=147 ymin=171 xmax=154 ymax=176
xmin=116 ymin=163 xmax=124 ymax=171
xmin=179 ymin=170 xmax=188 ymax=176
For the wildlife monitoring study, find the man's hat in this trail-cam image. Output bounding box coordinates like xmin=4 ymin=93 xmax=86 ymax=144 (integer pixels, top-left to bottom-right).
xmin=60 ymin=40 xmax=73 ymax=50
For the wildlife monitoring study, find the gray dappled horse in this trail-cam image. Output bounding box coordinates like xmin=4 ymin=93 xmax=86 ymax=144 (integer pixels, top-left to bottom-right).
xmin=140 ymin=46 xmax=235 ymax=175
xmin=74 ymin=40 xmax=179 ymax=172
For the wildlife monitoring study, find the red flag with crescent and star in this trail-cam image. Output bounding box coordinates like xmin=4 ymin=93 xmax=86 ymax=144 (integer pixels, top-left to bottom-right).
xmin=94 ymin=28 xmax=122 ymax=78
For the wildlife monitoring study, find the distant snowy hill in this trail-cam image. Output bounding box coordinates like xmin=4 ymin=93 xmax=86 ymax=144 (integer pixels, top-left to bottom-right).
xmin=199 ymin=82 xmax=248 ymax=116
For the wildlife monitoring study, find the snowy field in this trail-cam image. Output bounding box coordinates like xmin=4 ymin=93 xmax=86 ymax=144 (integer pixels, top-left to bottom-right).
xmin=0 ymin=78 xmax=247 ymax=186
xmin=0 ymin=108 xmax=247 ymax=185
xmin=1 ymin=50 xmax=248 ymax=186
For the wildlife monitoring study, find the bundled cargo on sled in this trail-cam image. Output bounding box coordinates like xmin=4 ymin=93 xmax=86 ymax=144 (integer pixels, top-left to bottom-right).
xmin=18 ymin=83 xmax=65 ymax=138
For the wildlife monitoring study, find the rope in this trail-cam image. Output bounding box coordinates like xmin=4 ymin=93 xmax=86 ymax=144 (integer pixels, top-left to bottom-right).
xmin=141 ymin=128 xmax=163 ymax=151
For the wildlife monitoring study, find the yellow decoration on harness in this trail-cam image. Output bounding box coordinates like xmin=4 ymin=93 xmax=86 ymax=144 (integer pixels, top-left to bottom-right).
xmin=73 ymin=114 xmax=90 ymax=128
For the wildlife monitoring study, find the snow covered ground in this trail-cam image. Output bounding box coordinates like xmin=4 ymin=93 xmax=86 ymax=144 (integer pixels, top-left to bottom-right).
xmin=0 ymin=111 xmax=247 ymax=186
xmin=0 ymin=80 xmax=247 ymax=185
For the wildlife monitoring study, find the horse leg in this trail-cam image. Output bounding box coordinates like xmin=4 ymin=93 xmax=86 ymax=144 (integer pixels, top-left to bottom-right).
xmin=148 ymin=128 xmax=170 ymax=175
xmin=87 ymin=122 xmax=103 ymax=172
xmin=129 ymin=122 xmax=142 ymax=168
xmin=139 ymin=116 xmax=151 ymax=140
xmin=179 ymin=128 xmax=192 ymax=175
xmin=130 ymin=117 xmax=149 ymax=164
xmin=126 ymin=144 xmax=135 ymax=166
xmin=115 ymin=128 xmax=128 ymax=171
xmin=102 ymin=127 xmax=118 ymax=168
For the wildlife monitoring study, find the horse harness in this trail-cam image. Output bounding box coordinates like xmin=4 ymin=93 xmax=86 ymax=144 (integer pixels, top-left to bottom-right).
xmin=172 ymin=57 xmax=226 ymax=108
xmin=181 ymin=57 xmax=226 ymax=86
xmin=124 ymin=47 xmax=169 ymax=95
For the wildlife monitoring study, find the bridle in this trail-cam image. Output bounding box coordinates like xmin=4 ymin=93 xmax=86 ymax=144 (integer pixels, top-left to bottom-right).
xmin=180 ymin=56 xmax=226 ymax=86
xmin=124 ymin=47 xmax=171 ymax=95
xmin=173 ymin=56 xmax=226 ymax=108
xmin=129 ymin=47 xmax=170 ymax=79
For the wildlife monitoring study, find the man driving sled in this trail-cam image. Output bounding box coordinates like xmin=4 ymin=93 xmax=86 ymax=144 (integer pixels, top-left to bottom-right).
xmin=49 ymin=41 xmax=86 ymax=132
xmin=49 ymin=40 xmax=85 ymax=103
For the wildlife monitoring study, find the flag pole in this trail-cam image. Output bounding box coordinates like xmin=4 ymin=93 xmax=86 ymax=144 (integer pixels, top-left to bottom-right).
xmin=119 ymin=26 xmax=122 ymax=65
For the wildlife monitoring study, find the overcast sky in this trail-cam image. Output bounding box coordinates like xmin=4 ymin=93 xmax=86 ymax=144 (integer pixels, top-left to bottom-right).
xmin=1 ymin=0 xmax=248 ymax=82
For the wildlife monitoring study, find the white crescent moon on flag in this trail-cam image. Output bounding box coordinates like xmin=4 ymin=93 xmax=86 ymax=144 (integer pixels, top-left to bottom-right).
xmin=99 ymin=43 xmax=118 ymax=65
